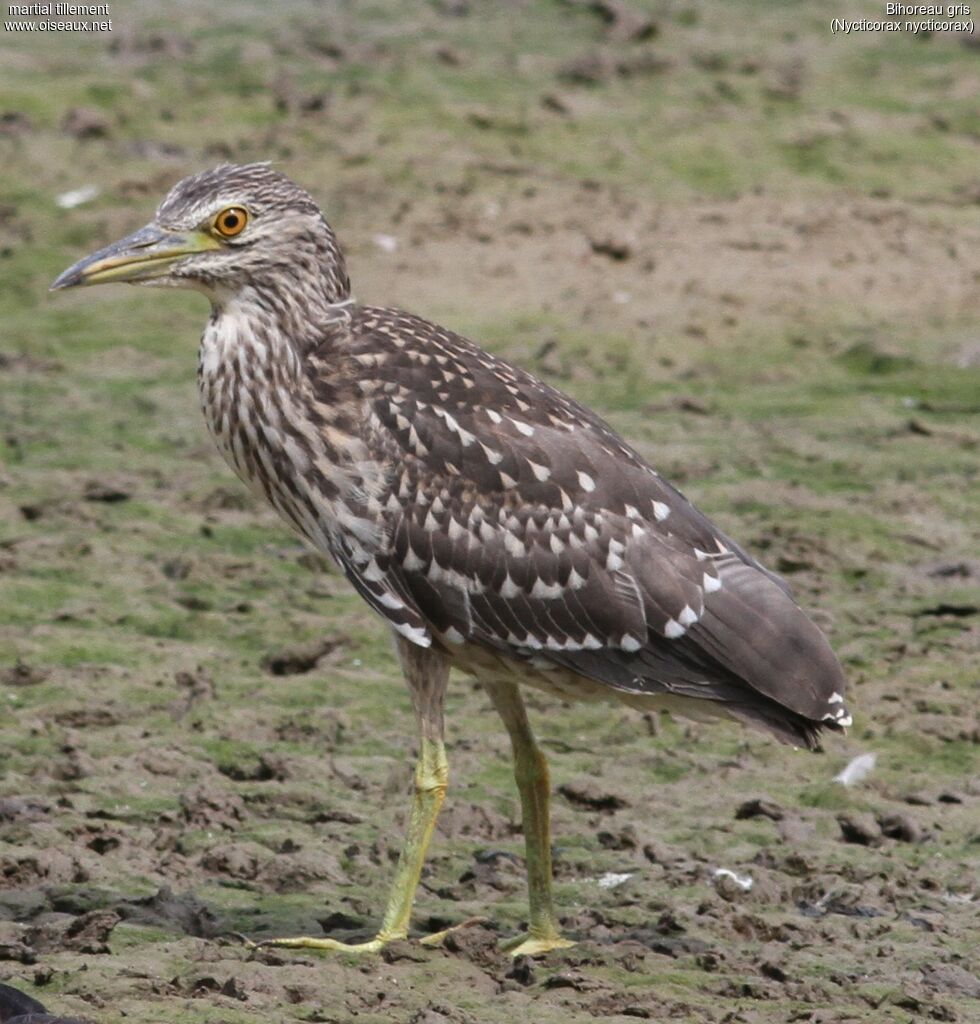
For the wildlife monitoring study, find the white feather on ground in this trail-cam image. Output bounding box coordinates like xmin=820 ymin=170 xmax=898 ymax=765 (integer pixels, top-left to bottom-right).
xmin=834 ymin=752 xmax=877 ymax=786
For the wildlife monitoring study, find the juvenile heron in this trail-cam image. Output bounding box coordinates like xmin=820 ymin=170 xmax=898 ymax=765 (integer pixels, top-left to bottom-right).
xmin=53 ymin=164 xmax=851 ymax=957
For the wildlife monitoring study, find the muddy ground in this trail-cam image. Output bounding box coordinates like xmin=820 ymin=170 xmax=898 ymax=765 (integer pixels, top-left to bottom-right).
xmin=1 ymin=1 xmax=979 ymax=1022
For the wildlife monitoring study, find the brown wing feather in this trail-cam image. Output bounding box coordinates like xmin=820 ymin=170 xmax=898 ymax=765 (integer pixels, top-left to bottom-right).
xmin=318 ymin=306 xmax=849 ymax=741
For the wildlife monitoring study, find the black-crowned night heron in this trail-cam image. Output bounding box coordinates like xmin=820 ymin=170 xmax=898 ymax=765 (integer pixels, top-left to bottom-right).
xmin=53 ymin=164 xmax=851 ymax=957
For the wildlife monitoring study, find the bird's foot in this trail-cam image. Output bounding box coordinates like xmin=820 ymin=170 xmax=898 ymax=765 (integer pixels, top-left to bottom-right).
xmin=500 ymin=931 xmax=575 ymax=958
xmin=242 ymin=934 xmax=388 ymax=955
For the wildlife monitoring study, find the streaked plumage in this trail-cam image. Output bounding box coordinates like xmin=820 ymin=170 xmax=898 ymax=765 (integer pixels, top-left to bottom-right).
xmin=53 ymin=163 xmax=851 ymax=956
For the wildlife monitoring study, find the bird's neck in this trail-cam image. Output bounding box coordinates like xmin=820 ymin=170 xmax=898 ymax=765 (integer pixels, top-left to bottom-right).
xmin=207 ymin=275 xmax=351 ymax=356
xmin=202 ymin=286 xmax=300 ymax=386
xmin=198 ymin=287 xmax=311 ymax=505
xmin=197 ymin=283 xmax=375 ymax=557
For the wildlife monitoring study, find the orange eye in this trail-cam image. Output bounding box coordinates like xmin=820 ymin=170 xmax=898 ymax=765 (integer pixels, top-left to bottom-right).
xmin=213 ymin=206 xmax=248 ymax=238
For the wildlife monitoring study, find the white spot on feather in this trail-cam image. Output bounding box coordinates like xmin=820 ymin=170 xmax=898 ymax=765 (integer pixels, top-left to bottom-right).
xmin=528 ymin=460 xmax=551 ymax=482
xmin=363 ymin=560 xmax=385 ymax=582
xmin=396 ymin=622 xmax=431 ymax=646
xmin=678 ymin=604 xmax=699 ymax=627
xmin=703 ymin=572 xmax=721 ymax=593
xmin=402 ymin=548 xmax=425 ymax=571
xmin=408 ymin=426 xmax=428 ymax=456
xmin=531 ymin=579 xmax=563 ymax=599
xmin=427 ymin=562 xmax=446 ymax=584
xmin=620 ymin=634 xmax=642 ymax=652
xmin=577 ymin=471 xmax=596 ymax=492
xmin=481 ymin=443 xmax=503 ymax=465
xmin=664 ymin=618 xmax=686 ymax=639
xmin=504 ymin=532 xmax=525 ymax=557
xmin=652 ymin=501 xmax=670 ymax=522
xmin=500 ymin=574 xmax=520 ymax=599
xmin=448 ymin=518 xmax=466 ymax=541
xmin=511 ymin=419 xmax=535 ymax=436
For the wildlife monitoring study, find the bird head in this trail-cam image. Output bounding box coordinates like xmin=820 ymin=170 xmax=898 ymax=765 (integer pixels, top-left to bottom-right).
xmin=51 ymin=163 xmax=351 ymax=309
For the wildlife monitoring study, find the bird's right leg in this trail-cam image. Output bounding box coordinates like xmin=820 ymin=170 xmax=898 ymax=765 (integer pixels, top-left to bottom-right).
xmin=250 ymin=638 xmax=449 ymax=954
xmin=483 ymin=678 xmax=574 ymax=957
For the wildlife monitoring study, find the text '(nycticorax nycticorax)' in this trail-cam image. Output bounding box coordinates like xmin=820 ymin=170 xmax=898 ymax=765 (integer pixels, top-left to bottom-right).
xmin=53 ymin=164 xmax=851 ymax=957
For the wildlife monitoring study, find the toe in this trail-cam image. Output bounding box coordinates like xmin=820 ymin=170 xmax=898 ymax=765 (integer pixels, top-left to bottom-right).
xmin=502 ymin=933 xmax=575 ymax=958
xmin=246 ymin=934 xmax=386 ymax=954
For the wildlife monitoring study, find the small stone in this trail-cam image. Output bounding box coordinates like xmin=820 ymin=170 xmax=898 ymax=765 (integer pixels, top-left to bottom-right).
xmin=83 ymin=479 xmax=130 ymax=503
xmin=878 ymin=812 xmax=922 ymax=843
xmin=1 ymin=661 xmax=49 ymax=687
xmin=0 ymin=111 xmax=32 ymax=137
xmin=903 ymin=791 xmax=934 ymax=806
xmin=261 ymin=637 xmax=341 ymax=675
xmin=558 ymin=777 xmax=629 ymax=812
xmin=589 ymin=234 xmax=632 ymax=260
xmin=922 ymin=964 xmax=980 ymax=999
xmin=558 ymin=50 xmax=613 ymax=85
xmin=505 ymin=955 xmax=535 ymax=985
xmin=62 ymin=106 xmax=111 ymax=139
xmin=735 ymin=798 xmax=784 ymax=821
xmin=837 ymin=812 xmax=881 ymax=846
xmin=759 ymin=959 xmax=789 ymax=983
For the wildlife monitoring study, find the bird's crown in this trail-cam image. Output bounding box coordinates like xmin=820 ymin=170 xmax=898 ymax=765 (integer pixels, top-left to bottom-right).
xmin=156 ymin=163 xmax=321 ymax=228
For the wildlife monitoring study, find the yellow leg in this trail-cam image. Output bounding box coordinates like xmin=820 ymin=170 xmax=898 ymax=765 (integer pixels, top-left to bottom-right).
xmin=485 ymin=680 xmax=574 ymax=958
xmin=251 ymin=639 xmax=450 ymax=955
xmin=252 ymin=738 xmax=447 ymax=954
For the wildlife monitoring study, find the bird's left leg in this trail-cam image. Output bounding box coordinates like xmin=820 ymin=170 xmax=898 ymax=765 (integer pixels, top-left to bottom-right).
xmin=250 ymin=637 xmax=449 ymax=954
xmin=484 ymin=678 xmax=574 ymax=957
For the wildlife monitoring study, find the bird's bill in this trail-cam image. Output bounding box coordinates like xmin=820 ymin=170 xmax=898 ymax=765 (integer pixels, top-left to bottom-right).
xmin=50 ymin=223 xmax=220 ymax=290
